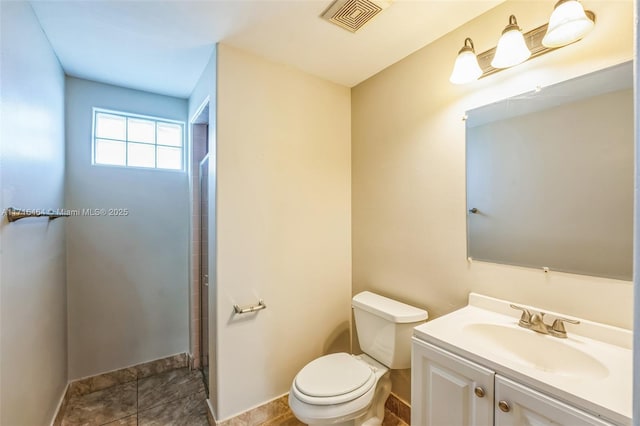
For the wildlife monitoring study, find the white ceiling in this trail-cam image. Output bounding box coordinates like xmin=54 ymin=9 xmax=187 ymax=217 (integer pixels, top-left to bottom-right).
xmin=30 ymin=0 xmax=504 ymax=98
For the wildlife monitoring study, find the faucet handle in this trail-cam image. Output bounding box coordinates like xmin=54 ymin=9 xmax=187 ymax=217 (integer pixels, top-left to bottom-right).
xmin=510 ymin=304 xmax=532 ymax=327
xmin=550 ymin=317 xmax=580 ymax=338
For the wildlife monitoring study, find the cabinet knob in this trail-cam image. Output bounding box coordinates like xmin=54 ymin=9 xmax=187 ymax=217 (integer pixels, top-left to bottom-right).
xmin=498 ymin=400 xmax=511 ymax=413
xmin=474 ymin=386 xmax=485 ymax=398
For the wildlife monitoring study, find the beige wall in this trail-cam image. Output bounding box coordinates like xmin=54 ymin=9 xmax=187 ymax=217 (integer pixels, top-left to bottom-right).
xmin=0 ymin=2 xmax=68 ymax=424
xmin=215 ymin=44 xmax=352 ymax=420
xmin=352 ymin=0 xmax=634 ymax=403
xmin=633 ymin=1 xmax=639 ymax=421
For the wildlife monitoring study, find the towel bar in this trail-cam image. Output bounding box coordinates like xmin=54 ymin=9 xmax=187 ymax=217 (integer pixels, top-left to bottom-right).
xmin=233 ymin=300 xmax=266 ymax=314
xmin=5 ymin=207 xmax=71 ymax=223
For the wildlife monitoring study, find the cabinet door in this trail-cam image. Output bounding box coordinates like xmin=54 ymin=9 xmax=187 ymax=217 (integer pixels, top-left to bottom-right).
xmin=412 ymin=339 xmax=494 ymax=426
xmin=495 ymin=375 xmax=616 ymax=426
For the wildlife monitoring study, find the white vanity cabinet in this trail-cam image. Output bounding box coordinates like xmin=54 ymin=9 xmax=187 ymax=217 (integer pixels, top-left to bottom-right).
xmin=494 ymin=376 xmax=615 ymax=426
xmin=412 ymin=339 xmax=494 ymax=426
xmin=412 ymin=339 xmax=617 ymax=426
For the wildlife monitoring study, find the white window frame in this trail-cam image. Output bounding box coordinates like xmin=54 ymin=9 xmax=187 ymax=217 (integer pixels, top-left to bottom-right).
xmin=91 ymin=107 xmax=185 ymax=171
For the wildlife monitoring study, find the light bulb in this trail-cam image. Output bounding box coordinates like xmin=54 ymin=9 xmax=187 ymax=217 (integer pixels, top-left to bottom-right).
xmin=491 ymin=15 xmax=531 ymax=69
xmin=450 ymin=38 xmax=483 ymax=85
xmin=542 ymin=0 xmax=594 ymax=48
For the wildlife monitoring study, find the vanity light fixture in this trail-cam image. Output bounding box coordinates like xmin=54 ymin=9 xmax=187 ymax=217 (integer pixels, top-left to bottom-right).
xmin=449 ymin=38 xmax=483 ymax=84
xmin=491 ymin=15 xmax=531 ymax=69
xmin=450 ymin=4 xmax=596 ymax=85
xmin=542 ymin=0 xmax=595 ymax=48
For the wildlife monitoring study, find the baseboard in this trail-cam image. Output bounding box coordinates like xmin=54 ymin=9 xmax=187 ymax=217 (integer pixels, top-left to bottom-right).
xmin=205 ymin=398 xmax=216 ymax=425
xmin=188 ymin=351 xmax=203 ymax=370
xmin=214 ymin=394 xmax=292 ymax=426
xmin=50 ymin=382 xmax=70 ymax=426
xmin=384 ymin=392 xmax=411 ymax=424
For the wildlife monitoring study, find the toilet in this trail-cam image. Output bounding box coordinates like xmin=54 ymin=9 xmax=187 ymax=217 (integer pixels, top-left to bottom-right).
xmin=289 ymin=291 xmax=428 ymax=426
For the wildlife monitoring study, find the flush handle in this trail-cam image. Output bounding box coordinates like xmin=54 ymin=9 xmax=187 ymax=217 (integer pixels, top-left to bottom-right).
xmin=474 ymin=386 xmax=485 ymax=398
xmin=498 ymin=400 xmax=511 ymax=412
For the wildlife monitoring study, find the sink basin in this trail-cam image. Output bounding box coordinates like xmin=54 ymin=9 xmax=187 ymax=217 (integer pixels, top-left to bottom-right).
xmin=413 ymin=294 xmax=632 ymax=424
xmin=462 ymin=323 xmax=609 ymax=379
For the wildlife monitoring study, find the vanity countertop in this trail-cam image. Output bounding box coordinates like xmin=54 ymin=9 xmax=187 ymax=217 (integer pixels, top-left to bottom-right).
xmin=413 ymin=293 xmax=632 ymax=425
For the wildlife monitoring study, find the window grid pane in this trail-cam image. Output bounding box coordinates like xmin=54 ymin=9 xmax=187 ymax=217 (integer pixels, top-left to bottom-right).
xmin=157 ymin=122 xmax=183 ymax=147
xmin=128 ymin=142 xmax=156 ymax=168
xmin=96 ymin=114 xmax=126 ymax=140
xmin=95 ymin=139 xmax=126 ymax=166
xmin=157 ymin=146 xmax=182 ymax=170
xmin=92 ymin=110 xmax=184 ymax=171
xmin=128 ymin=118 xmax=156 ymax=144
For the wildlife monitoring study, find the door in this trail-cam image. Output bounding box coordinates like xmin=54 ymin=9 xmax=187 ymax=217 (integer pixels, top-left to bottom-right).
xmin=494 ymin=375 xmax=615 ymax=426
xmin=199 ymin=155 xmax=209 ymax=393
xmin=412 ymin=339 xmax=494 ymax=426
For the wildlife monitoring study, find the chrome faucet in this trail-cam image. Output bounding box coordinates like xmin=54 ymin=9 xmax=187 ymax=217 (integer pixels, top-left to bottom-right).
xmin=510 ymin=304 xmax=580 ymax=338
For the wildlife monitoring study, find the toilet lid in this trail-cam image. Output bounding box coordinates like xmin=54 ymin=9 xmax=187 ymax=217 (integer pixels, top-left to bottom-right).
xmin=294 ymin=353 xmax=373 ymax=398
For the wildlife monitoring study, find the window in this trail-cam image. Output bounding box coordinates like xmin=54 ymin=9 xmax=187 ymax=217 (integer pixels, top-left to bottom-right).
xmin=92 ymin=108 xmax=184 ymax=171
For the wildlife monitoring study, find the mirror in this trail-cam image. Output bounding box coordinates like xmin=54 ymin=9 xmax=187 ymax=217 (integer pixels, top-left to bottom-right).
xmin=466 ymin=62 xmax=633 ymax=281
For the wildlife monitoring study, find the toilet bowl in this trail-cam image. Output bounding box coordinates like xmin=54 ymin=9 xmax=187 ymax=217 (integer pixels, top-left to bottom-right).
xmin=289 ymin=292 xmax=428 ymax=425
xmin=288 ymin=353 xmax=391 ymax=426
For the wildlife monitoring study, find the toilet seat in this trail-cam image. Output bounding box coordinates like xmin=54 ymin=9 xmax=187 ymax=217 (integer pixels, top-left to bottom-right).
xmin=292 ymin=353 xmax=377 ymax=405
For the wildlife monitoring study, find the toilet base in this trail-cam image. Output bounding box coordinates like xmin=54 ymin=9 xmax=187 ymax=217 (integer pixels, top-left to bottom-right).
xmin=299 ymin=372 xmax=391 ymax=426
xmin=354 ymin=372 xmax=391 ymax=426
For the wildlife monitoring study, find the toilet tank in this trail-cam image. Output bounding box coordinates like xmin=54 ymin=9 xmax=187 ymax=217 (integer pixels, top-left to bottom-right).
xmin=352 ymin=291 xmax=428 ymax=369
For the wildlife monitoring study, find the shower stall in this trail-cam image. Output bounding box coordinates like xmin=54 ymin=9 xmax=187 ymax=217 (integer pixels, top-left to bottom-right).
xmin=190 ymin=101 xmax=211 ymax=396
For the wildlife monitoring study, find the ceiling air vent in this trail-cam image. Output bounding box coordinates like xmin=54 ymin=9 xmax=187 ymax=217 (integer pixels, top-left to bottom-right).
xmin=321 ymin=0 xmax=392 ymax=33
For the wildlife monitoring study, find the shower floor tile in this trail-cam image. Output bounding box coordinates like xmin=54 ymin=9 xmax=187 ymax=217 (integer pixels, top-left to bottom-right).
xmin=138 ymin=367 xmax=205 ymax=411
xmin=138 ymin=391 xmax=208 ymax=426
xmin=103 ymin=414 xmax=137 ymax=425
xmin=62 ymin=381 xmax=136 ymax=426
xmin=59 ymin=368 xmax=207 ymax=426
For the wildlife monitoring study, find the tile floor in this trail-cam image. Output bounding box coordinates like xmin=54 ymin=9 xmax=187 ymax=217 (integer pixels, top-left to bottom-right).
xmin=61 ymin=368 xmax=208 ymax=425
xmin=60 ymin=367 xmax=408 ymax=426
xmin=381 ymin=411 xmax=409 ymax=426
xmin=253 ymin=411 xmax=406 ymax=426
